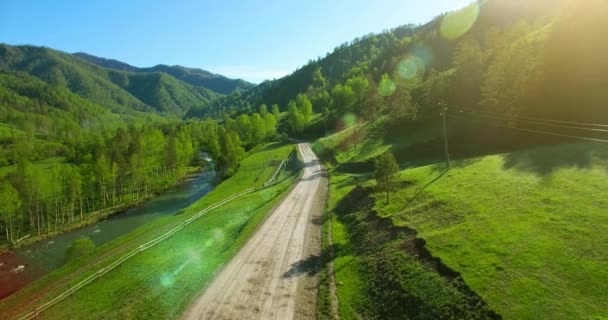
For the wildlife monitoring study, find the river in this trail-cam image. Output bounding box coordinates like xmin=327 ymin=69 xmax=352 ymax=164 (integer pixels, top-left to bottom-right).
xmin=0 ymin=161 xmax=216 ymax=299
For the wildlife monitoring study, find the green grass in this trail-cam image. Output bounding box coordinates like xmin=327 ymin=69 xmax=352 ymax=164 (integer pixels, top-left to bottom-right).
xmin=1 ymin=142 xmax=299 ymax=319
xmin=316 ymin=123 xmax=608 ymax=319
xmin=323 ymin=169 xmax=496 ymax=319
xmin=331 ymin=217 xmax=364 ymax=320
xmin=376 ymin=142 xmax=608 ymax=319
xmin=0 ymin=122 xmax=24 ymax=138
xmin=317 ymin=170 xmax=365 ymax=320
xmin=322 ymin=172 xmax=365 ymax=320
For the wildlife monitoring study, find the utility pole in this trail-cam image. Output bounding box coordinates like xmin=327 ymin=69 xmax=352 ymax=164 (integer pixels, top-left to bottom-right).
xmin=440 ymin=103 xmax=451 ymax=169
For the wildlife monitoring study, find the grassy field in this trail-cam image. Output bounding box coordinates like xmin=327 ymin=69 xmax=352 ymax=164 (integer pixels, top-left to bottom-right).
xmin=1 ymin=143 xmax=300 ymax=319
xmin=321 ymin=171 xmax=495 ymax=319
xmin=330 ymin=216 xmax=365 ymax=319
xmin=377 ymin=142 xmax=608 ymax=319
xmin=316 ymin=121 xmax=608 ymax=319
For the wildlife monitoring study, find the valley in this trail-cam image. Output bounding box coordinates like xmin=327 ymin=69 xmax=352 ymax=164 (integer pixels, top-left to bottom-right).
xmin=1 ymin=0 xmax=607 ymax=319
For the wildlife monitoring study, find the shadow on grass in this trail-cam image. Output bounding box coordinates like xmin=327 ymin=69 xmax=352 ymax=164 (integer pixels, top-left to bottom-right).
xmin=502 ymin=142 xmax=608 ymax=176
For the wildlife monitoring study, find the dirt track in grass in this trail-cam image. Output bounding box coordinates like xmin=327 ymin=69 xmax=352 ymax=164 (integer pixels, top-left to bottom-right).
xmin=182 ymin=143 xmax=326 ymax=320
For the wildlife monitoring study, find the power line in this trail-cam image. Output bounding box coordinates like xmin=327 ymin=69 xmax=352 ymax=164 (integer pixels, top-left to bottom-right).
xmin=455 ymin=106 xmax=608 ymax=128
xmin=451 ymin=109 xmax=608 ymax=133
xmin=446 ymin=113 xmax=608 ymax=144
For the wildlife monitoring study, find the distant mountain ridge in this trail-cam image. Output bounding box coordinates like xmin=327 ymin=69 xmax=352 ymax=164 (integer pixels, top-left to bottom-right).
xmin=73 ymin=52 xmax=254 ymax=95
xmin=0 ymin=44 xmax=229 ymax=117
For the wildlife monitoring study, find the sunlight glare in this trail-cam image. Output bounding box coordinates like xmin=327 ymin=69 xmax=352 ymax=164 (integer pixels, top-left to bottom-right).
xmin=398 ymin=55 xmax=425 ymax=80
xmin=440 ymin=2 xmax=480 ymax=40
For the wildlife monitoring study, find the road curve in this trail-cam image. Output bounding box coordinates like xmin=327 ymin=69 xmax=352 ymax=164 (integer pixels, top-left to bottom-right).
xmin=182 ymin=143 xmax=326 ymax=320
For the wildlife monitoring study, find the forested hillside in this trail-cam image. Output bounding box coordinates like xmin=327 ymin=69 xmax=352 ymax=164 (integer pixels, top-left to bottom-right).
xmin=180 ymin=0 xmax=608 ymax=318
xmin=0 ymin=45 xmax=278 ymax=247
xmin=74 ymin=52 xmax=254 ymax=95
xmin=0 ymin=44 xmax=218 ymax=117
xmin=0 ymin=75 xmax=277 ymax=246
xmin=287 ymin=0 xmax=607 ymax=319
xmin=203 ymin=0 xmax=604 ymax=132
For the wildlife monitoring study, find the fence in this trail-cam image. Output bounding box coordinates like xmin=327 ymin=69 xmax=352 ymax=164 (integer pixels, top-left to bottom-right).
xmin=17 ymin=159 xmax=287 ymax=320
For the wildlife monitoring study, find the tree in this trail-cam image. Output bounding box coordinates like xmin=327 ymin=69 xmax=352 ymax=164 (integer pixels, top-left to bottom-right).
xmin=311 ymin=89 xmax=331 ymax=113
xmin=481 ymin=22 xmax=540 ymax=117
xmin=331 ymin=84 xmax=356 ymax=115
xmin=259 ymin=104 xmax=268 ymax=116
xmin=287 ymin=101 xmax=305 ymax=134
xmin=374 ymin=151 xmax=400 ymax=204
xmin=218 ymin=128 xmax=245 ymax=178
xmin=250 ymin=113 xmax=266 ymax=145
xmin=378 ymin=73 xmax=396 ymax=97
xmin=346 ymin=76 xmax=370 ymax=107
xmin=389 ymin=85 xmax=417 ymax=121
xmin=311 ymin=67 xmax=327 ymax=89
xmin=452 ymin=36 xmax=484 ymax=108
xmin=362 ymin=94 xmax=382 ymax=124
xmin=539 ymin=0 xmax=608 ymax=122
xmin=271 ymin=104 xmax=280 ymax=118
xmin=235 ymin=114 xmax=253 ymax=145
xmin=264 ymin=113 xmax=277 ymax=138
xmin=0 ymin=181 xmax=21 ymax=243
xmin=296 ymin=93 xmax=313 ymax=123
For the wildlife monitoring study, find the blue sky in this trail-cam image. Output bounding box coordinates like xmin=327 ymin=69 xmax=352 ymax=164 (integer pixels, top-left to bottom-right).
xmin=0 ymin=0 xmax=470 ymax=83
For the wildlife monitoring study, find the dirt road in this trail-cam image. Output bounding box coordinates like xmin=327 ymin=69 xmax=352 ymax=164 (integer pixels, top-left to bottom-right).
xmin=182 ymin=143 xmax=327 ymax=320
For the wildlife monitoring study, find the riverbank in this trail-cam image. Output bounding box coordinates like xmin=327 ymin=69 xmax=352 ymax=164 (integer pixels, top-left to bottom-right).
xmin=0 ymin=163 xmax=216 ymax=301
xmin=0 ymin=165 xmax=208 ymax=255
xmin=0 ymin=142 xmax=299 ymax=319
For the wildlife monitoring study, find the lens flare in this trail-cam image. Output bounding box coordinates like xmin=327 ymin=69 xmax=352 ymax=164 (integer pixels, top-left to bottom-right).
xmin=398 ymin=56 xmax=425 ymax=80
xmin=159 ymin=260 xmax=189 ymax=288
xmin=440 ymin=3 xmax=480 ymax=40
xmin=378 ymin=77 xmax=396 ymax=97
xmin=159 ymin=249 xmax=203 ymax=288
xmin=160 ymin=273 xmax=175 ymax=288
xmin=410 ymin=46 xmax=433 ymax=71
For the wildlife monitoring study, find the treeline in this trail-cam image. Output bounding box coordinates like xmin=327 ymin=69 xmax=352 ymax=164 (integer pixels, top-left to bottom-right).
xmin=0 ymin=70 xmax=279 ymax=244
xmin=0 ymin=114 xmax=279 ymax=244
xmin=208 ymin=0 xmax=607 ymax=143
xmin=1 ymin=123 xmax=196 ymax=242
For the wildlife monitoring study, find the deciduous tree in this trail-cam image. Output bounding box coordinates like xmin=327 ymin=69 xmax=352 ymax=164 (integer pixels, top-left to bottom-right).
xmin=374 ymin=151 xmax=400 ymax=204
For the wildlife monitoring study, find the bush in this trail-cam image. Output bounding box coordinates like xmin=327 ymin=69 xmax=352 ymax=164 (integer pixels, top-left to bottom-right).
xmin=64 ymin=236 xmax=95 ymax=263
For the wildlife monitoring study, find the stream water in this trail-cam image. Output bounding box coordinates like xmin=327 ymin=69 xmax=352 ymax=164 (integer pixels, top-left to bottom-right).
xmin=0 ymin=160 xmax=216 ymax=299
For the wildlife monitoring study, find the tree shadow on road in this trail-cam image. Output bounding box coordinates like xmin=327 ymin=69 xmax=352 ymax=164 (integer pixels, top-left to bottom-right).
xmin=281 ymin=244 xmax=343 ymax=279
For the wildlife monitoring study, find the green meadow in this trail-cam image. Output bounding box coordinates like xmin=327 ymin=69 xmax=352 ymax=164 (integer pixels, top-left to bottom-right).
xmin=316 ymin=123 xmax=608 ymax=319
xmin=1 ymin=143 xmax=300 ymax=319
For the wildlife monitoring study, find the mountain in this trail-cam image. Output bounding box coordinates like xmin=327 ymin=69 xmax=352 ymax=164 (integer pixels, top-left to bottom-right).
xmin=71 ymin=52 xmax=137 ymax=72
xmin=73 ymin=52 xmax=255 ymax=95
xmin=0 ymin=44 xmax=219 ymax=117
xmin=200 ymin=0 xmax=565 ymax=118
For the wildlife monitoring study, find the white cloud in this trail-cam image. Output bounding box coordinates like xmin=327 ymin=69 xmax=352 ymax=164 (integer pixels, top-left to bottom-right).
xmin=212 ymin=65 xmax=289 ymax=84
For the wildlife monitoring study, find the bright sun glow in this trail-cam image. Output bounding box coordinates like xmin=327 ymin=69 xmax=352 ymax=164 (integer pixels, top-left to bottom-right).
xmin=440 ymin=2 xmax=480 ymax=40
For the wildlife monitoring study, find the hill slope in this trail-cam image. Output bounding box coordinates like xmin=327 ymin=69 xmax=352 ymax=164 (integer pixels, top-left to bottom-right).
xmin=314 ymin=121 xmax=608 ymax=319
xmin=0 ymin=44 xmax=218 ymax=117
xmin=199 ymin=0 xmax=564 ymax=118
xmin=73 ymin=52 xmax=254 ymax=95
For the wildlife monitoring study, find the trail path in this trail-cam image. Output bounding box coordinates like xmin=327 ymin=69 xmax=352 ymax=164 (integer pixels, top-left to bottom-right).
xmin=183 ymin=143 xmax=326 ymax=320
